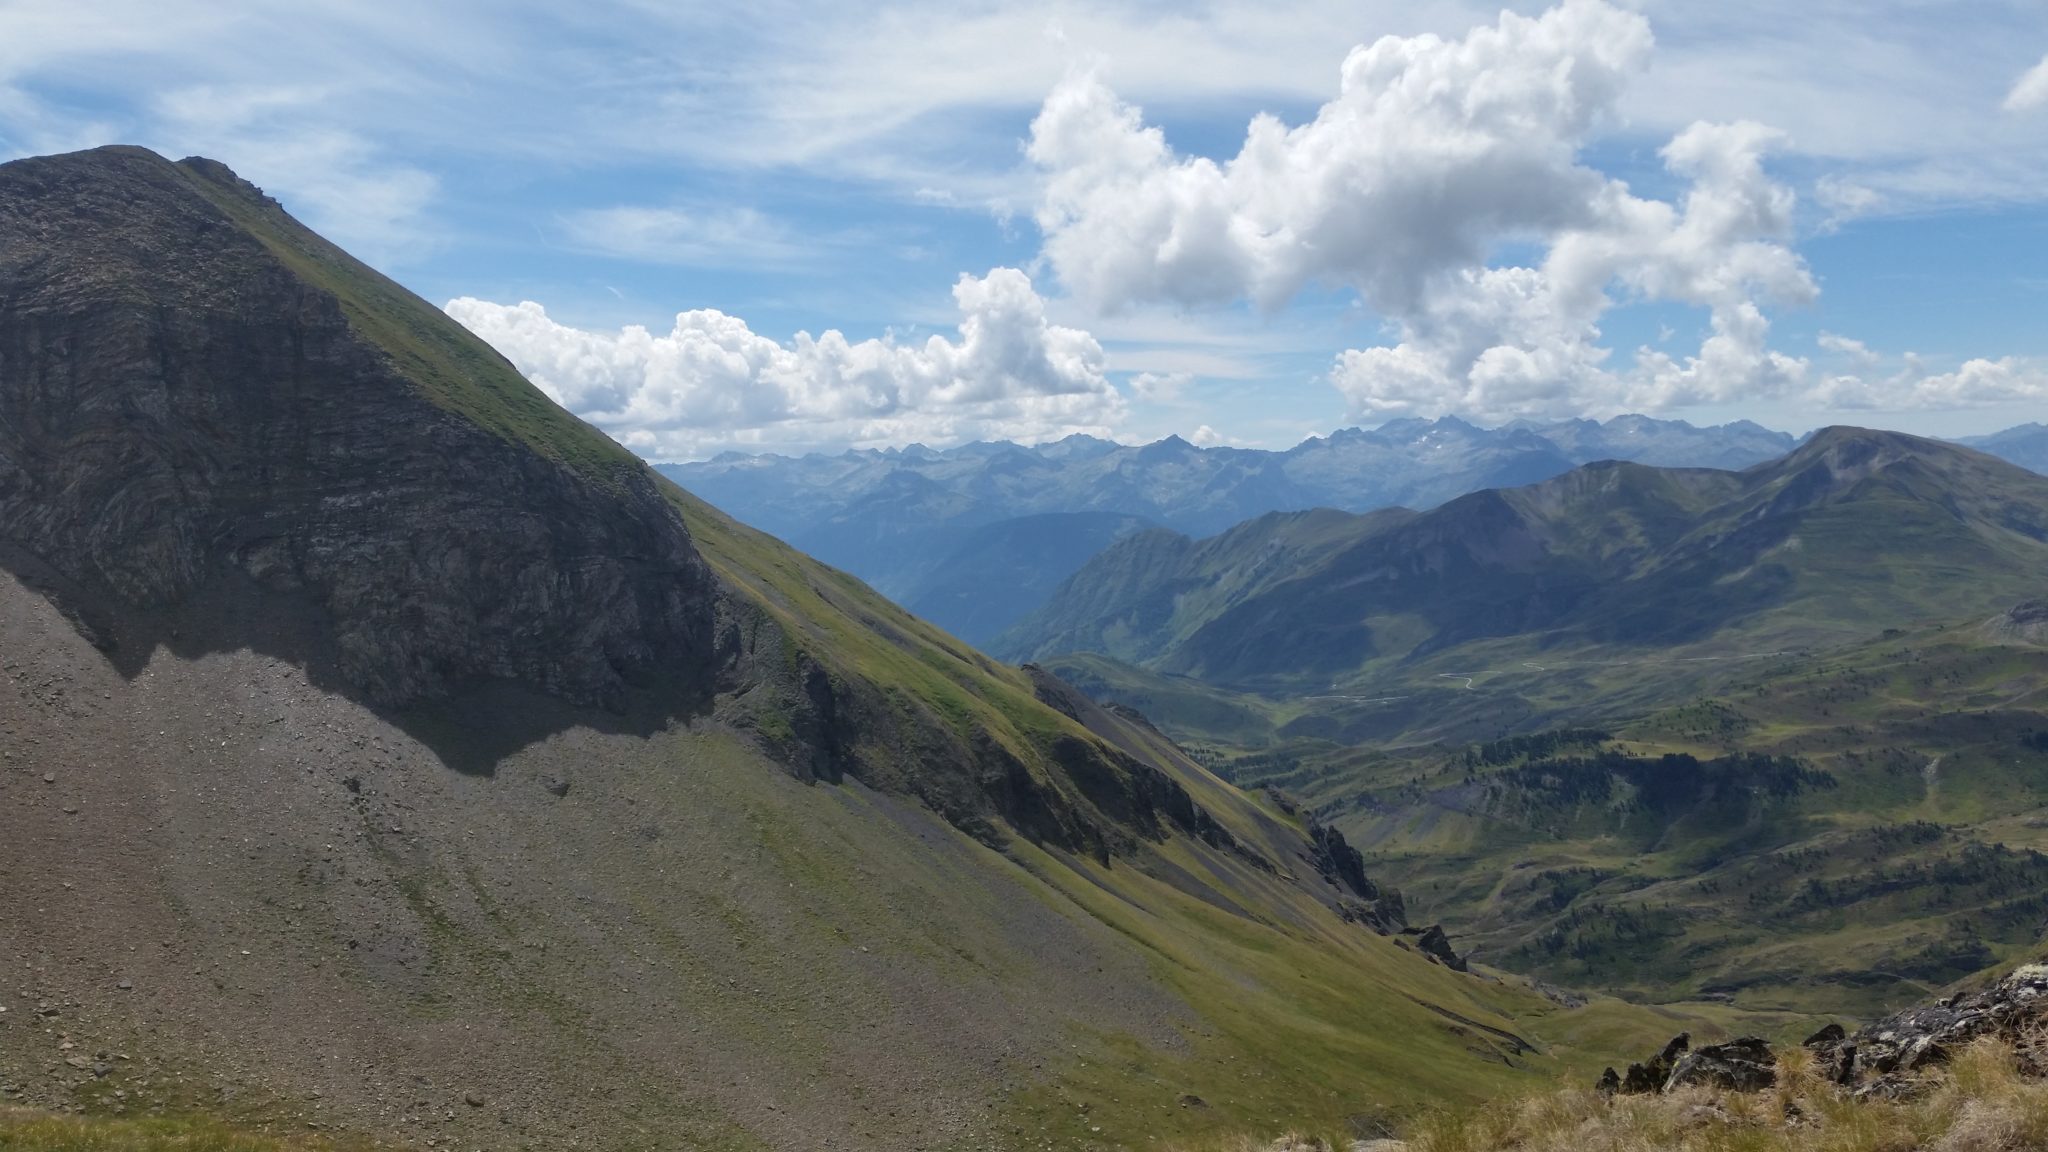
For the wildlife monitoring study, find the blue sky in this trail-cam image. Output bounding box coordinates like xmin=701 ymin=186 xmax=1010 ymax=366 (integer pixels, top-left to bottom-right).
xmin=5 ymin=0 xmax=2048 ymax=458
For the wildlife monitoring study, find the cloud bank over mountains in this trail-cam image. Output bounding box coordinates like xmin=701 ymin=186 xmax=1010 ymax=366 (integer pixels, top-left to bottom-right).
xmin=424 ymin=0 xmax=2048 ymax=455
xmin=448 ymin=269 xmax=1122 ymax=458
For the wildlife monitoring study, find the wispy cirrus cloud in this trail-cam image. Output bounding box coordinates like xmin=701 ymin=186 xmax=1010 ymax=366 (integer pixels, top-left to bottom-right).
xmin=9 ymin=0 xmax=2048 ymax=451
xmin=10 ymin=1 xmax=2048 ymax=234
xmin=558 ymin=205 xmax=810 ymax=268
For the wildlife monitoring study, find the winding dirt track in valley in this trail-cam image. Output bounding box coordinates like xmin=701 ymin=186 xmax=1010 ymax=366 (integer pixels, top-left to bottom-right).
xmin=1319 ymin=650 xmax=1797 ymax=700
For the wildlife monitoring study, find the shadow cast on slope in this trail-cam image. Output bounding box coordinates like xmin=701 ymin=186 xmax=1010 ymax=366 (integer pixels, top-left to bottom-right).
xmin=0 ymin=542 xmax=714 ymax=777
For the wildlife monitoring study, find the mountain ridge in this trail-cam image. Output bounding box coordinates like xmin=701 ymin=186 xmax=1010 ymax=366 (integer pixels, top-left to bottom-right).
xmin=999 ymin=428 xmax=2048 ymax=691
xmin=656 ymin=411 xmax=1806 ymax=645
xmin=656 ymin=410 xmax=2048 ymax=651
xmin=0 ymin=142 xmax=1265 ymax=867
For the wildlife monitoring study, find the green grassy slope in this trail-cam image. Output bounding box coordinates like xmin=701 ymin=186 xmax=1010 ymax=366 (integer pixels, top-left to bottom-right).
xmin=165 ymin=153 xmax=642 ymax=485
xmin=661 ymin=487 xmax=1783 ymax=1138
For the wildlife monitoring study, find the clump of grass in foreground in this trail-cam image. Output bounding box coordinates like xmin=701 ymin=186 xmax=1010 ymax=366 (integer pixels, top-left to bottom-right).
xmin=0 ymin=1108 xmax=370 ymax=1152
xmin=1405 ymin=1039 xmax=2048 ymax=1152
xmin=1170 ymin=1034 xmax=2048 ymax=1152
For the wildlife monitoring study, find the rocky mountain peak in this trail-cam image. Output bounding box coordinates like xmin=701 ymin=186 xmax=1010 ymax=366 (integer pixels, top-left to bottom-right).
xmin=0 ymin=146 xmax=719 ymax=717
xmin=0 ymin=145 xmax=1329 ymax=876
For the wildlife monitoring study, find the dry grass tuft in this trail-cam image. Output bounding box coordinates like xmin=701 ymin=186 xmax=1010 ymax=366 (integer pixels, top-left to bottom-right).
xmin=1401 ymin=1033 xmax=2048 ymax=1152
xmin=1173 ymin=1032 xmax=2048 ymax=1152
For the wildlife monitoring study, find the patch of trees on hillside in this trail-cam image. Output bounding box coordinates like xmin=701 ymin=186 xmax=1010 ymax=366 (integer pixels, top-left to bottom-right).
xmin=1461 ymin=728 xmax=1612 ymax=768
xmin=1487 ymin=749 xmax=1834 ymax=817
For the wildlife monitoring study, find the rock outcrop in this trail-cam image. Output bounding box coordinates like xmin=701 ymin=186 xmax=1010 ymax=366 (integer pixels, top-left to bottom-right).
xmin=1606 ymin=1033 xmax=1691 ymax=1095
xmin=1985 ymin=598 xmax=2048 ymax=645
xmin=1405 ymin=924 xmax=1469 ymax=972
xmin=1597 ymin=965 xmax=2048 ymax=1101
xmin=1665 ymin=1036 xmax=1776 ymax=1092
xmin=1600 ymin=1033 xmax=1775 ymax=1096
xmin=1308 ymin=820 xmax=1409 ymax=935
xmin=1808 ymin=963 xmax=2048 ymax=1098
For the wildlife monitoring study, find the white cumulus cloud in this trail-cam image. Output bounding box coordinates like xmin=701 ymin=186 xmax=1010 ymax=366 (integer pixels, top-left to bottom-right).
xmin=1028 ymin=0 xmax=1829 ymax=423
xmin=445 ymin=268 xmax=1124 ymax=459
xmin=1331 ymin=114 xmax=1816 ymax=421
xmin=1028 ymin=0 xmax=1653 ymax=316
xmin=1816 ymin=351 xmax=2048 ymax=411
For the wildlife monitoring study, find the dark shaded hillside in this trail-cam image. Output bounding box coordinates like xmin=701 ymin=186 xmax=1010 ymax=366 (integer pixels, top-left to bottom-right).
xmin=1002 ymin=429 xmax=2048 ymax=690
xmin=993 ymin=507 xmax=1416 ymax=669
xmin=0 ymin=147 xmax=1685 ymax=1150
xmin=897 ymin=510 xmax=1155 ymax=644
xmin=1961 ymin=423 xmax=2048 ymax=474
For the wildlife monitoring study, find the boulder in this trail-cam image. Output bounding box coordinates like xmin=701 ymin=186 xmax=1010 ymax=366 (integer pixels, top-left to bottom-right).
xmin=1801 ymin=1023 xmax=1845 ymax=1049
xmin=1664 ymin=1037 xmax=1775 ymax=1093
xmin=1412 ymin=925 xmax=1468 ymax=972
xmin=1613 ymin=1033 xmax=1689 ymax=1095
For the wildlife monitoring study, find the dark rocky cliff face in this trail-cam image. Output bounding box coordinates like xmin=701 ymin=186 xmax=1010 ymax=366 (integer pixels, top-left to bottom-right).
xmin=0 ymin=147 xmax=719 ymax=711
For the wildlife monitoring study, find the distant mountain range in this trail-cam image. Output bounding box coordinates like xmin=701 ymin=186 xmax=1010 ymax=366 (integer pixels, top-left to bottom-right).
xmin=1960 ymin=423 xmax=2048 ymax=473
xmin=997 ymin=428 xmax=2048 ymax=690
xmin=665 ymin=419 xmax=2048 ymax=649
xmin=660 ymin=415 xmax=1809 ymax=644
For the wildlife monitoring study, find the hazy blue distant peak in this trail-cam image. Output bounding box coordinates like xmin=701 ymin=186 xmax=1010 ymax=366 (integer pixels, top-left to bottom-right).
xmin=1133 ymin=434 xmax=1199 ymax=461
xmin=1370 ymin=417 xmax=1439 ymax=439
xmin=1957 ymin=424 xmax=2048 ymax=472
xmin=1964 ymin=423 xmax=2048 ymax=442
xmin=1035 ymin=433 xmax=1120 ymax=461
